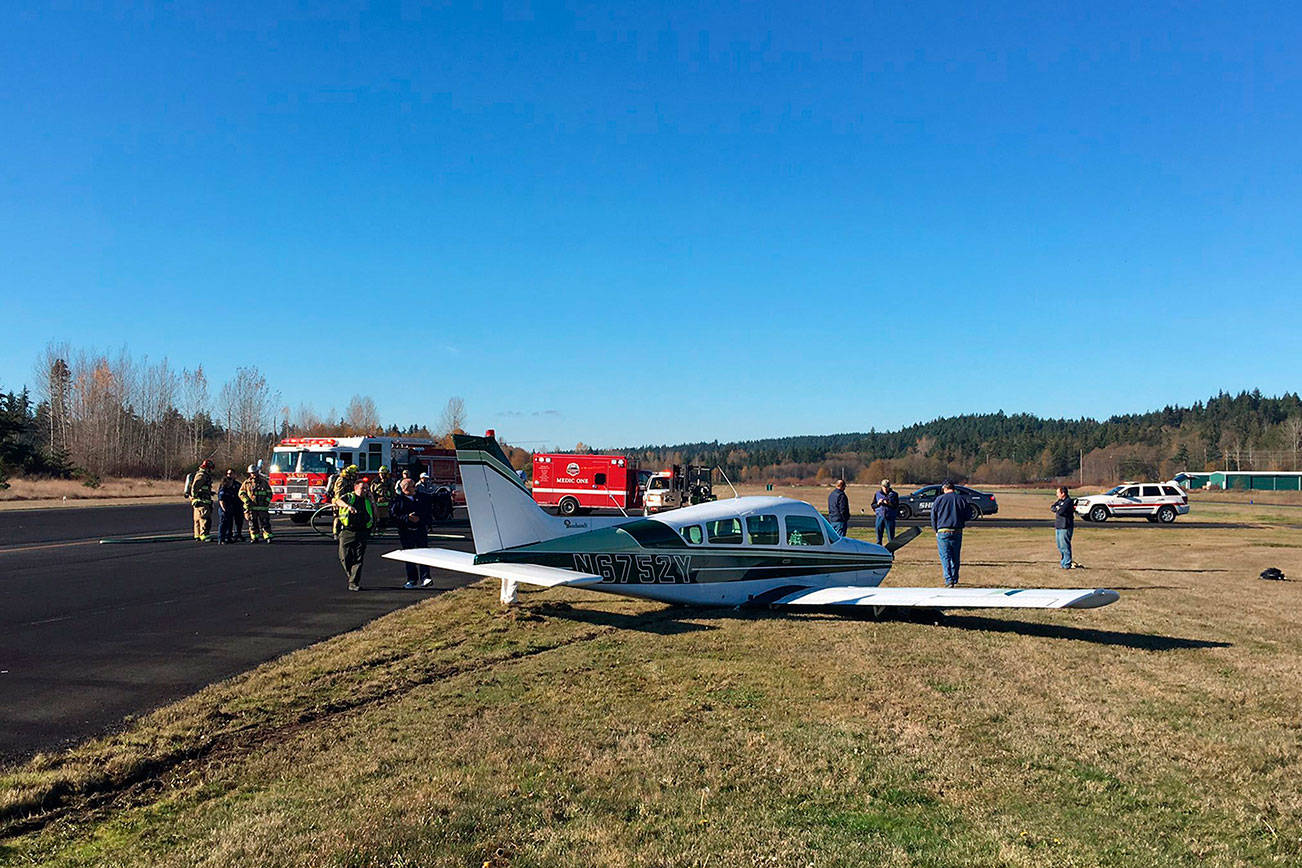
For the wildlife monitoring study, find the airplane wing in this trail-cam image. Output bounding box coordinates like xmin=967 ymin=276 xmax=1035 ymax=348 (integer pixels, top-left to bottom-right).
xmin=770 ymin=585 xmax=1119 ymax=610
xmin=382 ymin=548 xmax=602 ymax=588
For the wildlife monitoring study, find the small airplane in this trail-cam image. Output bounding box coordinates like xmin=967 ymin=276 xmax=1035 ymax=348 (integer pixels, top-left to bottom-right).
xmin=385 ymin=434 xmax=1119 ymax=613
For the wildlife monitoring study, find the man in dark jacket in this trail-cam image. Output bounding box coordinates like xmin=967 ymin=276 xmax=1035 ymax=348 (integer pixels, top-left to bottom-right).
xmin=1050 ymin=486 xmax=1078 ymax=569
xmin=217 ymin=469 xmax=242 ymax=544
xmin=827 ymin=479 xmax=850 ymax=538
xmin=871 ymin=479 xmax=899 ymax=545
xmin=391 ymin=477 xmax=433 ymax=588
xmin=930 ymin=480 xmax=968 ymax=587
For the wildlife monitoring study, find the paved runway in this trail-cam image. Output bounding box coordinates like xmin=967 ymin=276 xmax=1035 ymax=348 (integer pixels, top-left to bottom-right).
xmin=0 ymin=504 xmax=476 ymax=765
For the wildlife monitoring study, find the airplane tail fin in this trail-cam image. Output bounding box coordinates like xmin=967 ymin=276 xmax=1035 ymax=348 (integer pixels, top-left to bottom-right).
xmin=453 ymin=433 xmax=559 ymax=553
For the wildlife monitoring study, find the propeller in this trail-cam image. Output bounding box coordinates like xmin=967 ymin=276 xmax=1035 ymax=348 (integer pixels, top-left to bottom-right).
xmin=884 ymin=526 xmax=922 ymax=553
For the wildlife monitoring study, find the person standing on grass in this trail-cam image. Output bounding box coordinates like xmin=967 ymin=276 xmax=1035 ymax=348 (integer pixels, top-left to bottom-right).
xmin=872 ymin=478 xmax=899 ymax=545
xmin=827 ymin=479 xmax=850 ymax=538
xmin=1051 ymin=486 xmax=1078 ymax=569
xmin=392 ymin=477 xmax=434 ymax=589
xmin=931 ymin=480 xmax=968 ymax=587
xmin=334 ymin=477 xmax=375 ymax=591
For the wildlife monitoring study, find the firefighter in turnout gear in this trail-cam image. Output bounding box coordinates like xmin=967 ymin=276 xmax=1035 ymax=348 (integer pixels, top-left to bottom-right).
xmin=331 ymin=464 xmax=360 ymax=537
xmin=334 ymin=477 xmax=375 ymax=591
xmin=188 ymin=459 xmax=215 ymax=541
xmin=239 ymin=465 xmax=274 ymax=542
xmin=369 ymin=465 xmax=394 ymax=524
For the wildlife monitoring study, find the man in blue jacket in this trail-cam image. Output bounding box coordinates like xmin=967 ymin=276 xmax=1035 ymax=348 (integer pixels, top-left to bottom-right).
xmin=391 ymin=477 xmax=434 ymax=588
xmin=930 ymin=480 xmax=968 ymax=587
xmin=827 ymin=479 xmax=850 ymax=538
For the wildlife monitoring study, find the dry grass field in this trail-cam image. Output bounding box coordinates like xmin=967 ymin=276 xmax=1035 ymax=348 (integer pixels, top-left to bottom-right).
xmin=2 ymin=494 xmax=1300 ymax=866
xmin=0 ymin=478 xmax=178 ymax=510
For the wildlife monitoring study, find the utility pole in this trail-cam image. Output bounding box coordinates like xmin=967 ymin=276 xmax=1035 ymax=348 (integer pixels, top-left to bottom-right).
xmin=1080 ymin=449 xmax=1084 ymax=485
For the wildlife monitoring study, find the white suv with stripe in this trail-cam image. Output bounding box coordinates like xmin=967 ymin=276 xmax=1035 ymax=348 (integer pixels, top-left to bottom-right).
xmin=1074 ymin=482 xmax=1190 ymax=524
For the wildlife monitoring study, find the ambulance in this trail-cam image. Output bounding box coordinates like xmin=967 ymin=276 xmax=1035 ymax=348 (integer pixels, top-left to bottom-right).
xmin=531 ymin=453 xmax=650 ymax=516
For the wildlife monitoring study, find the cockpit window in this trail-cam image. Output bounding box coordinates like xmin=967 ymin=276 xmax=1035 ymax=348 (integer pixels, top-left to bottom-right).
xmin=707 ymin=518 xmax=744 ymax=544
xmin=785 ymin=514 xmax=825 ymax=546
xmin=746 ymin=514 xmax=779 ymax=545
xmin=681 ymin=525 xmax=704 ymax=545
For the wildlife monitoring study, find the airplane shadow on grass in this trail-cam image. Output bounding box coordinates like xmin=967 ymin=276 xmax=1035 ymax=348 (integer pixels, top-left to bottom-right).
xmin=528 ymin=600 xmax=718 ymax=636
xmin=533 ymin=600 xmax=1229 ymax=651
xmin=933 ymin=614 xmax=1232 ymax=651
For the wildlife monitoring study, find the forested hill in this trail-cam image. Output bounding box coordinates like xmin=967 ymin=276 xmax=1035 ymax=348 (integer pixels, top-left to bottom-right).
xmin=624 ymin=391 xmax=1302 ymax=486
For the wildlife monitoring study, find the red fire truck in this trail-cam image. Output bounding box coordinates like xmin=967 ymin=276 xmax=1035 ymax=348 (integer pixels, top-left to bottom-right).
xmin=532 ymin=453 xmax=649 ymax=516
xmin=267 ymin=435 xmax=462 ymax=522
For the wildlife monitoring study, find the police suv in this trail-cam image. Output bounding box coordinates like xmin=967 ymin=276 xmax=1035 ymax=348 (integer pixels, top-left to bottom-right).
xmin=1073 ymin=481 xmax=1190 ymax=523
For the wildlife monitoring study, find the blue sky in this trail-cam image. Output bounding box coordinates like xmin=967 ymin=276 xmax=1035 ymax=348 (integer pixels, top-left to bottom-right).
xmin=2 ymin=1 xmax=1299 ymax=449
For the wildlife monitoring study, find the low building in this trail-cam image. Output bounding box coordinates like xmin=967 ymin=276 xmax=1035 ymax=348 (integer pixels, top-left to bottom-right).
xmin=1177 ymin=470 xmax=1302 ymax=491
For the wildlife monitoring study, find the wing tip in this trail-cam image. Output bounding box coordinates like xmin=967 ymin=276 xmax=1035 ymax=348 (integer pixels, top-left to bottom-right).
xmin=1063 ymin=588 xmax=1120 ymax=609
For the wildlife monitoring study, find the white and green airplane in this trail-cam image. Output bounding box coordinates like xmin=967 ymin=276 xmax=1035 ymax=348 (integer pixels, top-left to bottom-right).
xmin=384 ymin=434 xmax=1119 ymax=613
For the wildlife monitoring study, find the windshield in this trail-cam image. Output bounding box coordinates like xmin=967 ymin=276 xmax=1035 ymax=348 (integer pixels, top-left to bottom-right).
xmin=648 ymin=477 xmax=670 ymax=490
xmin=300 ymin=452 xmax=339 ymax=474
xmin=819 ymin=514 xmax=841 ymax=543
xmin=1104 ymin=486 xmax=1123 ymax=495
xmin=271 ymin=451 xmax=338 ymax=474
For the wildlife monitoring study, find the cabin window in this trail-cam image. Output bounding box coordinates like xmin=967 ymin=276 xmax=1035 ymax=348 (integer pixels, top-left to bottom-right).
xmin=594 ymin=472 xmax=607 ymax=486
xmin=367 ymin=443 xmax=383 ymax=471
xmin=746 ymin=514 xmax=780 ymax=545
xmin=1142 ymin=485 xmax=1161 ymax=497
xmin=785 ymin=514 xmax=825 ymax=546
xmin=707 ymin=517 xmax=744 ymax=544
xmin=680 ymin=525 xmax=704 ymax=545
xmin=1120 ymin=486 xmax=1139 ymax=498
xmin=338 ymin=452 xmax=352 ymax=467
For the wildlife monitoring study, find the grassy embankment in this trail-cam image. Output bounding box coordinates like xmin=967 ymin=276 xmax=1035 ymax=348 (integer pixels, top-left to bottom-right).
xmin=1 ymin=494 xmax=1300 ymax=865
xmin=0 ymin=478 xmax=178 ymax=510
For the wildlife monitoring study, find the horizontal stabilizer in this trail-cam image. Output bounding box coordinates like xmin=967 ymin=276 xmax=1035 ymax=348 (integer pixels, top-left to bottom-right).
xmin=382 ymin=547 xmax=602 ymax=588
xmin=772 ymin=585 xmax=1119 ymax=610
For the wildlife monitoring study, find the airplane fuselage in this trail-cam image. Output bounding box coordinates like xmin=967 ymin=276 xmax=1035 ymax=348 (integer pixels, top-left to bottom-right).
xmin=478 ymin=497 xmax=893 ymax=607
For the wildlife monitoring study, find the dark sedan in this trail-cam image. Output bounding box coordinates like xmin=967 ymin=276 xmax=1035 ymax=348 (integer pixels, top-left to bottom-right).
xmin=895 ymin=485 xmax=998 ymax=521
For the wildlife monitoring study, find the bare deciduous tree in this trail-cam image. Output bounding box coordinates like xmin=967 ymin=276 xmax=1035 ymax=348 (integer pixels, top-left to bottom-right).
xmin=438 ymin=396 xmax=466 ymax=438
xmin=344 ymin=395 xmax=380 ymax=433
xmin=182 ymin=366 xmax=209 ymax=462
xmin=218 ymin=366 xmax=277 ymax=465
xmin=1282 ymin=416 xmax=1302 ymax=471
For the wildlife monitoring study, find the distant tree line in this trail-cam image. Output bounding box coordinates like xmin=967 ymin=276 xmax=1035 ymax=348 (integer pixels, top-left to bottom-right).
xmin=626 ymin=391 xmax=1302 ymax=486
xmin=4 ymin=343 xmax=475 ymax=482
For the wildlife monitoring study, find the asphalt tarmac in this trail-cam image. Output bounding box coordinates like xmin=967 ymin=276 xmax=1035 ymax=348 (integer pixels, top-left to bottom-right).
xmin=0 ymin=504 xmax=476 ymax=765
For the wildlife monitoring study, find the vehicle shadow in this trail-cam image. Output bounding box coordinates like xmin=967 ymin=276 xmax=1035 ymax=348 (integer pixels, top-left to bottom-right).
xmin=933 ymin=614 xmax=1231 ymax=651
